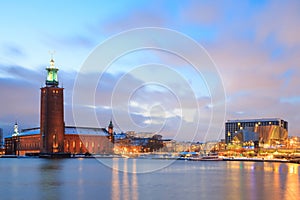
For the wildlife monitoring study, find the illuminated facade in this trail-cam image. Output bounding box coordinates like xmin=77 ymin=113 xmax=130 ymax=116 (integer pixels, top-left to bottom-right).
xmin=5 ymin=126 xmax=113 ymax=155
xmin=5 ymin=58 xmax=114 ymax=156
xmin=225 ymin=118 xmax=288 ymax=145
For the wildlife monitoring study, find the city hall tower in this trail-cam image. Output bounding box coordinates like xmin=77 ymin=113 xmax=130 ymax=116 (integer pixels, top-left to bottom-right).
xmin=40 ymin=58 xmax=64 ymax=154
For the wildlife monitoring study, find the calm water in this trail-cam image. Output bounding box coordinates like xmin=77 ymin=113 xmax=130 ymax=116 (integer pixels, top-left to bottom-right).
xmin=0 ymin=158 xmax=299 ymax=200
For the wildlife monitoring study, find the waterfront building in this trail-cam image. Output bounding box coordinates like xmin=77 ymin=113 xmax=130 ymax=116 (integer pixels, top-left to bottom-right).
xmin=0 ymin=128 xmax=3 ymax=147
xmin=113 ymin=132 xmax=164 ymax=153
xmin=5 ymin=126 xmax=113 ymax=155
xmin=4 ymin=58 xmax=114 ymax=156
xmin=0 ymin=128 xmax=4 ymax=155
xmin=225 ymin=118 xmax=288 ymax=146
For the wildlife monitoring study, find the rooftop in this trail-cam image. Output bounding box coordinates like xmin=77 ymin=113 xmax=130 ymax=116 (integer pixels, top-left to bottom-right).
xmin=226 ymin=118 xmax=286 ymax=123
xmin=5 ymin=126 xmax=109 ymax=138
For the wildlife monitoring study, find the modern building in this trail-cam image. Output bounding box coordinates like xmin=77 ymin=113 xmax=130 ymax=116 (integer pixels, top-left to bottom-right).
xmin=5 ymin=58 xmax=114 ymax=156
xmin=225 ymin=118 xmax=288 ymax=145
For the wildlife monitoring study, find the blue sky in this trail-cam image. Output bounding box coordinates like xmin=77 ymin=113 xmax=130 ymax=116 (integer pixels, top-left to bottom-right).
xmin=1 ymin=0 xmax=300 ymax=141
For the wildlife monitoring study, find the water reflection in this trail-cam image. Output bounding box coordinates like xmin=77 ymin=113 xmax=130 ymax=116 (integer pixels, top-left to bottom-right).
xmin=132 ymin=159 xmax=138 ymax=200
xmin=111 ymin=159 xmax=120 ymax=200
xmin=224 ymin=162 xmax=299 ymax=200
xmin=0 ymin=158 xmax=298 ymax=200
xmin=111 ymin=158 xmax=139 ymax=200
xmin=38 ymin=160 xmax=63 ymax=200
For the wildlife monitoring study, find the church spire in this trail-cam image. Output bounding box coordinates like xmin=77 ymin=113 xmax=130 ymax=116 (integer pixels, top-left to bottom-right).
xmin=109 ymin=120 xmax=114 ymax=129
xmin=45 ymin=56 xmax=59 ymax=87
xmin=12 ymin=122 xmax=19 ymax=136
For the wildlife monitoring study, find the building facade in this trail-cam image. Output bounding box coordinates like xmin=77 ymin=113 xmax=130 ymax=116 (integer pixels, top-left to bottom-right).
xmin=5 ymin=126 xmax=113 ymax=156
xmin=0 ymin=128 xmax=3 ymax=148
xmin=225 ymin=118 xmax=288 ymax=145
xmin=5 ymin=58 xmax=114 ymax=156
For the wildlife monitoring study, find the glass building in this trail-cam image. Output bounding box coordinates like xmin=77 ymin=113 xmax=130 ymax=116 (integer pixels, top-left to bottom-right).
xmin=225 ymin=118 xmax=288 ymax=145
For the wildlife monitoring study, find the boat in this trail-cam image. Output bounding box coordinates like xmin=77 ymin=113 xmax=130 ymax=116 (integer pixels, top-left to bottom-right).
xmin=187 ymin=154 xmax=223 ymax=161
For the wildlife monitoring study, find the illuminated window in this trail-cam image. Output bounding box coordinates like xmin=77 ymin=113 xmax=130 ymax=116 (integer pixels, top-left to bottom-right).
xmin=92 ymin=142 xmax=95 ymax=153
xmin=52 ymin=134 xmax=58 ymax=149
xmin=73 ymin=141 xmax=76 ymax=148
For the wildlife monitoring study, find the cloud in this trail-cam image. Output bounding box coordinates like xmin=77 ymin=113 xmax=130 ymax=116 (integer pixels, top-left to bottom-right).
xmin=202 ymin=1 xmax=300 ymax=136
xmin=2 ymin=44 xmax=26 ymax=57
xmin=1 ymin=0 xmax=300 ymax=139
xmin=69 ymin=67 xmax=218 ymax=141
xmin=0 ymin=66 xmax=42 ymax=135
xmin=254 ymin=1 xmax=300 ymax=47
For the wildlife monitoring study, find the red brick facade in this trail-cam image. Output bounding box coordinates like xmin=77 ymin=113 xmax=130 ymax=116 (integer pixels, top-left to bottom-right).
xmin=5 ymin=133 xmax=113 ymax=156
xmin=40 ymin=87 xmax=65 ymax=153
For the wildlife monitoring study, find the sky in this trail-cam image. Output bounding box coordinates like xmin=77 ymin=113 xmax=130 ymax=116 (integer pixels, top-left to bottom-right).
xmin=0 ymin=0 xmax=300 ymax=141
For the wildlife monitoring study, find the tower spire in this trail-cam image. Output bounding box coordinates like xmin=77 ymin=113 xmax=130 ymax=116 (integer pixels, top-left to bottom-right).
xmin=12 ymin=121 xmax=19 ymax=136
xmin=108 ymin=120 xmax=114 ymax=144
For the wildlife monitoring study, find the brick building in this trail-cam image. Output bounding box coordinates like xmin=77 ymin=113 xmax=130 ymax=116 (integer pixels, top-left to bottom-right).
xmin=5 ymin=58 xmax=113 ymax=156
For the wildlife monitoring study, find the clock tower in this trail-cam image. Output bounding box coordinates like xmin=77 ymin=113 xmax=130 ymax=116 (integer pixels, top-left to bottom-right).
xmin=40 ymin=58 xmax=64 ymax=154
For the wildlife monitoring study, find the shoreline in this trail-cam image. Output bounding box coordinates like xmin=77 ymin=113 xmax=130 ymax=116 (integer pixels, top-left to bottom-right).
xmin=1 ymin=154 xmax=299 ymax=164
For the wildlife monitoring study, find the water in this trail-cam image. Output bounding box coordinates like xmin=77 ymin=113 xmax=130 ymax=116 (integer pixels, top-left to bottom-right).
xmin=0 ymin=158 xmax=299 ymax=200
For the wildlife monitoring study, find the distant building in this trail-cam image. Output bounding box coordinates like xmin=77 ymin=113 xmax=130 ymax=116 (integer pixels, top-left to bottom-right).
xmin=114 ymin=132 xmax=163 ymax=153
xmin=0 ymin=128 xmax=3 ymax=147
xmin=0 ymin=128 xmax=4 ymax=154
xmin=225 ymin=118 xmax=288 ymax=145
xmin=125 ymin=131 xmax=157 ymax=138
xmin=5 ymin=58 xmax=114 ymax=156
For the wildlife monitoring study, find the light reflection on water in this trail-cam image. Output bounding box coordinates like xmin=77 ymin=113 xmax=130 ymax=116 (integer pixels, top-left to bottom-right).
xmin=111 ymin=158 xmax=138 ymax=200
xmin=0 ymin=158 xmax=298 ymax=200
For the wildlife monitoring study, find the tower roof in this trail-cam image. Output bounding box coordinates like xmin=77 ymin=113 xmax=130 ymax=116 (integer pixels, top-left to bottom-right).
xmin=45 ymin=58 xmax=59 ymax=86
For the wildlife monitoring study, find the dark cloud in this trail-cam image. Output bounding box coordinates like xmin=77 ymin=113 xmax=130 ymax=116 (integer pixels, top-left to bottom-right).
xmin=0 ymin=64 xmax=76 ymax=137
xmin=3 ymin=45 xmax=26 ymax=57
